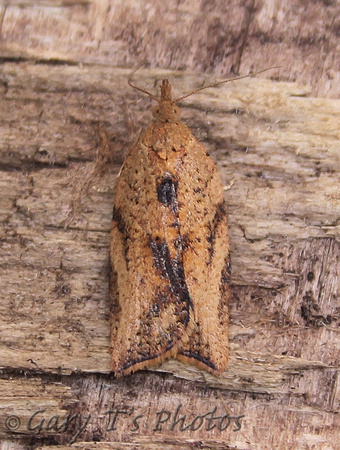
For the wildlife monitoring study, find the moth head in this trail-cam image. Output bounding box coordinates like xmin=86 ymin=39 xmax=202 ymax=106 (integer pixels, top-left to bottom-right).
xmin=152 ymin=101 xmax=181 ymax=123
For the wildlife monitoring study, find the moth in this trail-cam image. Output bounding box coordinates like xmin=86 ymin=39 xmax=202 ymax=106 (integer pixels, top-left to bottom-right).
xmin=109 ymin=73 xmax=232 ymax=377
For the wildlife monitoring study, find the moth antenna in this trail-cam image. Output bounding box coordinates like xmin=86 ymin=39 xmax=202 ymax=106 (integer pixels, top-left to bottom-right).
xmin=174 ymin=65 xmax=281 ymax=103
xmin=128 ymin=61 xmax=160 ymax=103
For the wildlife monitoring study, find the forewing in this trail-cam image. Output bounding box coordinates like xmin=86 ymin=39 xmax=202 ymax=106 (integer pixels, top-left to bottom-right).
xmin=174 ymin=136 xmax=230 ymax=374
xmin=110 ymin=127 xmax=192 ymax=376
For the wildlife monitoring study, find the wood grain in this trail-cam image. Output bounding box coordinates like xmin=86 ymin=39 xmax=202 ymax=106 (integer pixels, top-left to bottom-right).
xmin=0 ymin=0 xmax=339 ymax=97
xmin=0 ymin=0 xmax=339 ymax=448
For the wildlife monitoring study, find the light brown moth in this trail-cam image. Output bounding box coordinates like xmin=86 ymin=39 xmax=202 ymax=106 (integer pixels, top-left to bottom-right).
xmin=109 ymin=73 xmax=232 ymax=377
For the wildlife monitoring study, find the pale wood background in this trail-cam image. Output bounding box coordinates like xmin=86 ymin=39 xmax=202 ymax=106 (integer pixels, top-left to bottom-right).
xmin=0 ymin=1 xmax=339 ymax=448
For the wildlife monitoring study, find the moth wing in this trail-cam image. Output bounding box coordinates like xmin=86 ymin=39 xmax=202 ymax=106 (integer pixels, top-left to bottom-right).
xmin=110 ymin=134 xmax=192 ymax=376
xmin=176 ymin=136 xmax=230 ymax=374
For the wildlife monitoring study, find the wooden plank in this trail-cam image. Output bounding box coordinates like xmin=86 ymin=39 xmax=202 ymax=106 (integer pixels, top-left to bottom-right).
xmin=1 ymin=0 xmax=340 ymax=445
xmin=0 ymin=61 xmax=339 ymax=447
xmin=1 ymin=373 xmax=339 ymax=447
xmin=0 ymin=378 xmax=74 ymax=445
xmin=1 ymin=62 xmax=339 ymax=375
xmin=0 ymin=0 xmax=339 ymax=97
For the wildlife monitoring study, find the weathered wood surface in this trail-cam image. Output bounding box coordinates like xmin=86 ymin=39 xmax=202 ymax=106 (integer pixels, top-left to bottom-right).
xmin=0 ymin=0 xmax=339 ymax=448
xmin=0 ymin=62 xmax=339 ymax=448
xmin=0 ymin=0 xmax=339 ymax=98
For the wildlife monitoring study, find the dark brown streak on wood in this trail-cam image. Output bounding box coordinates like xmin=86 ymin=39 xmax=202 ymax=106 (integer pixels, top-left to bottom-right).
xmin=317 ymin=13 xmax=336 ymax=96
xmin=232 ymin=0 xmax=256 ymax=74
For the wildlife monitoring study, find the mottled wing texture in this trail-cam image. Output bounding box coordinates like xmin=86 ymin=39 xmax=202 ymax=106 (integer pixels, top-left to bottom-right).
xmin=110 ymin=118 xmax=230 ymax=376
